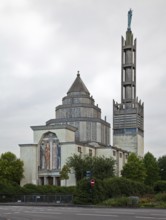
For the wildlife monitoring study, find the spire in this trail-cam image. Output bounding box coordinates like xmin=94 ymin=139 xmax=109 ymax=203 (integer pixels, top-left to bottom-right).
xmin=67 ymin=71 xmax=90 ymax=95
xmin=121 ymin=10 xmax=136 ymax=107
xmin=127 ymin=9 xmax=132 ymax=31
xmin=126 ymin=9 xmax=133 ymax=45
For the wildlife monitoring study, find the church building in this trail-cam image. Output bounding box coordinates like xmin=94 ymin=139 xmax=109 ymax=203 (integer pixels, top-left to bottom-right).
xmin=19 ymin=11 xmax=144 ymax=186
xmin=20 ymin=73 xmax=129 ymax=186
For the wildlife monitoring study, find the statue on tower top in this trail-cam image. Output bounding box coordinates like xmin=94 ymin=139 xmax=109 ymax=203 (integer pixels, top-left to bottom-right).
xmin=128 ymin=9 xmax=132 ymax=31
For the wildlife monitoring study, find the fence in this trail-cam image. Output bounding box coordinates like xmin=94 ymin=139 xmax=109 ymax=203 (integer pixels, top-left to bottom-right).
xmin=0 ymin=194 xmax=73 ymax=204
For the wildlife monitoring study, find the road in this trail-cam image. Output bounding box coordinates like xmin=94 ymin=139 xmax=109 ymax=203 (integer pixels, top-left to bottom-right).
xmin=0 ymin=206 xmax=166 ymax=220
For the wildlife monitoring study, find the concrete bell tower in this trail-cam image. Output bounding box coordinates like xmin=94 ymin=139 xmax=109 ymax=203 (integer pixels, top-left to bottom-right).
xmin=113 ymin=10 xmax=144 ymax=157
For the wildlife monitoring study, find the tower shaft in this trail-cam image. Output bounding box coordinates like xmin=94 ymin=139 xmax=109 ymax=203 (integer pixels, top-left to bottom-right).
xmin=121 ymin=31 xmax=136 ymax=107
xmin=113 ymin=27 xmax=144 ymax=157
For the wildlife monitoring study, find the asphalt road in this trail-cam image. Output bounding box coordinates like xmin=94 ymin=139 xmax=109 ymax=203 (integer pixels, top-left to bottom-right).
xmin=0 ymin=206 xmax=166 ymax=220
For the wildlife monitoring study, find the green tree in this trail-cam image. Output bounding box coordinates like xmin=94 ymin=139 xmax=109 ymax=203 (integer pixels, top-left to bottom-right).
xmin=158 ymin=155 xmax=166 ymax=180
xmin=0 ymin=152 xmax=24 ymax=184
xmin=143 ymin=152 xmax=160 ymax=186
xmin=60 ymin=165 xmax=70 ymax=186
xmin=91 ymin=156 xmax=115 ymax=180
xmin=121 ymin=153 xmax=146 ymax=182
xmin=66 ymin=154 xmax=115 ymax=182
xmin=66 ymin=154 xmax=84 ymax=182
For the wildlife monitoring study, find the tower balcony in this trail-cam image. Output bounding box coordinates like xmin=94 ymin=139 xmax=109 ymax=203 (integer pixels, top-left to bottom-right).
xmin=122 ymin=63 xmax=135 ymax=68
xmin=122 ymin=45 xmax=136 ymax=51
xmin=122 ymin=81 xmax=136 ymax=86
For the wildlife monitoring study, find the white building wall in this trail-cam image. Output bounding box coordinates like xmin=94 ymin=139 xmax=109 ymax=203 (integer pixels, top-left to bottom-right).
xmin=96 ymin=122 xmax=101 ymax=143
xmin=137 ymin=134 xmax=144 ymax=157
xmin=113 ymin=134 xmax=137 ymax=154
xmin=20 ymin=144 xmax=38 ymax=186
xmin=60 ymin=143 xmax=77 ymax=186
xmin=96 ymin=148 xmax=113 ymax=158
xmin=79 ymin=122 xmax=86 ymax=141
xmin=33 ymin=128 xmax=75 ymax=144
xmin=117 ymin=151 xmax=124 ymax=176
xmin=83 ymin=146 xmax=95 ymax=156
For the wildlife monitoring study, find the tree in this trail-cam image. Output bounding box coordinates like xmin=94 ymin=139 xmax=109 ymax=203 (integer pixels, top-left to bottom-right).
xmin=90 ymin=156 xmax=115 ymax=180
xmin=60 ymin=165 xmax=70 ymax=186
xmin=121 ymin=153 xmax=146 ymax=182
xmin=143 ymin=152 xmax=160 ymax=185
xmin=0 ymin=152 xmax=24 ymax=184
xmin=66 ymin=154 xmax=115 ymax=182
xmin=158 ymin=155 xmax=166 ymax=180
xmin=66 ymin=154 xmax=84 ymax=182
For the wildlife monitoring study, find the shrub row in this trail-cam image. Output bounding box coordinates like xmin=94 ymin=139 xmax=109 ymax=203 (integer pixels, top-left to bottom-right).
xmin=0 ymin=179 xmax=76 ymax=196
xmin=74 ymin=177 xmax=153 ymax=204
xmin=1 ymin=178 xmax=166 ymax=205
xmin=103 ymin=177 xmax=153 ymax=197
xmin=154 ymin=180 xmax=166 ymax=193
xmin=21 ymin=184 xmax=76 ymax=195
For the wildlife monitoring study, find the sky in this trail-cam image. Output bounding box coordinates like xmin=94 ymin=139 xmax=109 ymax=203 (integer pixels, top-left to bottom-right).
xmin=0 ymin=0 xmax=166 ymax=159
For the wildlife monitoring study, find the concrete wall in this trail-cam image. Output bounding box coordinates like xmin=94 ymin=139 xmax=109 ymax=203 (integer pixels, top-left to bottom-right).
xmin=20 ymin=144 xmax=38 ymax=186
xmin=60 ymin=143 xmax=77 ymax=186
xmin=33 ymin=128 xmax=75 ymax=144
xmin=113 ymin=133 xmax=144 ymax=158
xmin=113 ymin=134 xmax=137 ymax=154
xmin=96 ymin=147 xmax=113 ymax=158
xmin=137 ymin=133 xmax=144 ymax=157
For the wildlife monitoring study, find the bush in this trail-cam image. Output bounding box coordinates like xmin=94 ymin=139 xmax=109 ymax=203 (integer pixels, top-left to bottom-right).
xmin=21 ymin=184 xmax=76 ymax=195
xmin=21 ymin=184 xmax=39 ymax=194
xmin=74 ymin=178 xmax=107 ymax=204
xmin=103 ymin=177 xmax=153 ymax=197
xmin=0 ymin=178 xmax=21 ymax=194
xmin=139 ymin=198 xmax=156 ymax=208
xmin=100 ymin=197 xmax=130 ymax=207
xmin=155 ymin=193 xmax=166 ymax=202
xmin=0 ymin=178 xmax=22 ymax=202
xmin=154 ymin=181 xmax=166 ymax=193
xmin=139 ymin=194 xmax=166 ymax=208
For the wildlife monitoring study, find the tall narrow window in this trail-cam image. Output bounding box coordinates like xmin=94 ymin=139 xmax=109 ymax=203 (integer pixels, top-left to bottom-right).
xmin=132 ymin=69 xmax=135 ymax=82
xmin=78 ymin=147 xmax=82 ymax=153
xmin=123 ymin=69 xmax=125 ymax=82
xmin=113 ymin=151 xmax=116 ymax=156
xmin=123 ymin=52 xmax=125 ymax=64
xmin=123 ymin=87 xmax=125 ymax=99
xmin=132 ymin=86 xmax=135 ymax=99
xmin=133 ymin=51 xmax=135 ymax=63
xmin=89 ymin=149 xmax=92 ymax=157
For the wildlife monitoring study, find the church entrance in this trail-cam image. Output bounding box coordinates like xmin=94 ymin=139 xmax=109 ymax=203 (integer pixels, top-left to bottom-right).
xmin=39 ymin=176 xmax=60 ymax=186
xmin=47 ymin=176 xmax=53 ymax=185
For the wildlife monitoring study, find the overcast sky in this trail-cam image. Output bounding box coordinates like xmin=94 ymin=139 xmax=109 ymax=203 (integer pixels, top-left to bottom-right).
xmin=0 ymin=0 xmax=165 ymax=159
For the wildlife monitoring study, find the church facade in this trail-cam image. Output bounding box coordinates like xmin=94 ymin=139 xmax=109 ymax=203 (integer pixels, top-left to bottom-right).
xmin=19 ymin=16 xmax=144 ymax=186
xmin=20 ymin=73 xmax=129 ymax=186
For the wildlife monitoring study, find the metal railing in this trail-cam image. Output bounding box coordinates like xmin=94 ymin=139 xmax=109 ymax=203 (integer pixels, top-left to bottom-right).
xmin=0 ymin=194 xmax=73 ymax=204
